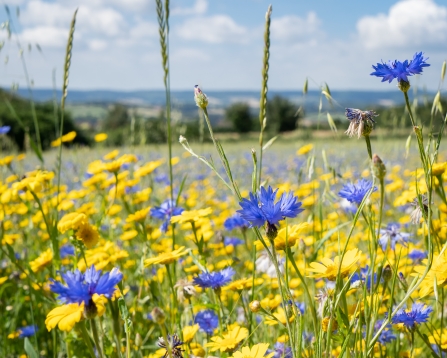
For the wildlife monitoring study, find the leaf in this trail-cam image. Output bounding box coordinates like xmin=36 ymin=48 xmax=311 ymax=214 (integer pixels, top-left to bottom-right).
xmin=327 ymin=112 xmax=337 ymax=132
xmin=24 ymin=338 xmax=39 ymax=358
xmin=262 ymin=135 xmax=278 ymax=151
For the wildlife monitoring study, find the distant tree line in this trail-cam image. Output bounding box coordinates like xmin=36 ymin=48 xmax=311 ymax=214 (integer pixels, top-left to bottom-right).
xmin=226 ymin=95 xmax=302 ymax=134
xmin=0 ymin=89 xmax=89 ymax=151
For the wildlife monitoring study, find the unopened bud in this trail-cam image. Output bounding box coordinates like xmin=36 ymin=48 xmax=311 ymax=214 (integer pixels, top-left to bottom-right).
xmin=398 ymin=272 xmax=408 ymax=290
xmin=382 ymin=264 xmax=392 ymax=282
xmin=135 ymin=333 xmax=142 ymax=347
xmin=266 ymin=223 xmax=278 ymax=241
xmin=372 ymin=154 xmax=386 ymax=180
xmin=398 ymin=80 xmax=411 ymax=93
xmin=194 ymin=85 xmax=208 ymax=109
xmin=249 ymin=300 xmax=261 ymax=313
xmin=151 ymin=307 xmax=166 ymax=324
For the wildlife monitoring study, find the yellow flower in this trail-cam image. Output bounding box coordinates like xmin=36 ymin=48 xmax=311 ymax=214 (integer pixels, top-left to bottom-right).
xmin=429 ymin=330 xmax=447 ymax=349
xmin=182 ymin=324 xmax=199 ymax=342
xmin=144 ymin=246 xmax=189 ymax=266
xmin=91 ymin=294 xmax=108 ymax=317
xmin=296 ymin=144 xmax=313 ymax=155
xmin=94 ymin=133 xmax=108 ymax=142
xmin=126 ymin=207 xmax=150 ymax=223
xmin=190 ymin=343 xmax=205 ymax=357
xmin=205 ymin=326 xmax=249 ymax=352
xmin=231 ymin=343 xmax=273 ymax=358
xmin=224 ymin=278 xmax=254 ymax=291
xmin=51 ymin=131 xmax=77 ymax=147
xmin=62 ymin=131 xmax=77 ymax=142
xmin=30 ymin=248 xmax=53 ymax=272
xmin=58 ymin=212 xmax=88 ymax=233
xmin=77 ymin=242 xmax=128 ymax=271
xmin=104 ymin=160 xmax=122 ymax=173
xmin=265 ymin=307 xmax=294 ymax=326
xmin=104 ymin=150 xmax=119 ymax=160
xmin=171 ymin=208 xmax=212 ymax=224
xmin=0 ymin=155 xmax=14 ymax=166
xmin=45 ymin=303 xmax=85 ymax=332
xmin=120 ymin=230 xmax=138 ymax=241
xmin=274 ymin=223 xmax=308 ymax=250
xmin=307 ymin=248 xmax=361 ymax=281
xmin=0 ymin=276 xmax=8 ymax=285
xmin=432 ymin=162 xmax=447 ymax=176
xmin=76 ymin=223 xmax=99 ymax=249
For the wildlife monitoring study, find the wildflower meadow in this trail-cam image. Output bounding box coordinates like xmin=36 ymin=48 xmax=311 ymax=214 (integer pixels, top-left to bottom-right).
xmin=2 ymin=2 xmax=447 ymax=358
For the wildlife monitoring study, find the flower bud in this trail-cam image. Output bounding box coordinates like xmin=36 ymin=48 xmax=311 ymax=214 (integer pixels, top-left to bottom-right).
xmin=398 ymin=80 xmax=411 ymax=93
xmin=265 ymin=223 xmax=278 ymax=241
xmin=249 ymin=300 xmax=261 ymax=313
xmin=135 ymin=333 xmax=142 ymax=347
xmin=179 ymin=135 xmax=187 ymax=144
xmin=194 ymin=85 xmax=208 ymax=109
xmin=371 ymin=154 xmax=386 ymax=180
xmin=322 ymin=316 xmax=337 ymax=332
xmin=382 ymin=264 xmax=392 ymax=283
xmin=151 ymin=307 xmax=166 ymax=324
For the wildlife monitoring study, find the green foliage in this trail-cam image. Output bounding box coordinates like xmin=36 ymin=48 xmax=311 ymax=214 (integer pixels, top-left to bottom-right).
xmin=102 ymin=104 xmax=130 ymax=130
xmin=226 ymin=102 xmax=254 ymax=133
xmin=0 ymin=89 xmax=89 ymax=151
xmin=266 ymin=95 xmax=301 ymax=132
xmin=377 ymin=98 xmax=447 ymax=130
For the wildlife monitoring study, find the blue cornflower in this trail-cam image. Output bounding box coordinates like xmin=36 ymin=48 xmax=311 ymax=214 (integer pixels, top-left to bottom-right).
xmin=194 ymin=309 xmax=219 ymax=334
xmin=338 ymin=179 xmax=377 ymax=205
xmin=224 ymin=237 xmax=244 ymax=247
xmin=224 ymin=214 xmax=249 ymax=231
xmin=60 ymin=244 xmax=75 ymax=259
xmin=351 ymin=266 xmax=378 ymax=290
xmin=18 ymin=325 xmax=38 ymax=338
xmin=363 ymin=320 xmax=396 ymax=345
xmin=378 ymin=223 xmax=411 ymax=251
xmin=193 ymin=267 xmax=235 ymax=290
xmin=0 ymin=125 xmax=11 ymax=134
xmin=237 ymin=186 xmax=303 ymax=237
xmin=371 ymin=52 xmax=430 ymax=84
xmin=150 ymin=199 xmax=184 ymax=233
xmin=408 ymin=249 xmax=427 ymax=262
xmin=391 ymin=303 xmax=433 ymax=328
xmin=49 ymin=265 xmax=123 ymax=305
xmin=267 ymin=343 xmax=293 ymax=358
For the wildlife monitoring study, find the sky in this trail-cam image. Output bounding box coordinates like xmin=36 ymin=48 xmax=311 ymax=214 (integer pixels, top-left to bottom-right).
xmin=0 ymin=0 xmax=447 ymax=91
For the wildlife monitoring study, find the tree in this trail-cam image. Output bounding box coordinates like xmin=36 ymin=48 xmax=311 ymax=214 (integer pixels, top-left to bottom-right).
xmin=102 ymin=104 xmax=129 ymax=130
xmin=226 ymin=102 xmax=254 ymax=133
xmin=266 ymin=96 xmax=300 ymax=132
xmin=0 ymin=89 xmax=89 ymax=150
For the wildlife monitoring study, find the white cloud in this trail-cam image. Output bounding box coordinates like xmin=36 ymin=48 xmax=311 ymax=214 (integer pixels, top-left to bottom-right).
xmin=77 ymin=6 xmax=127 ymax=37
xmin=20 ymin=26 xmax=69 ymax=48
xmin=176 ymin=15 xmax=247 ymax=43
xmin=357 ymin=0 xmax=447 ymax=50
xmin=271 ymin=12 xmax=322 ymax=44
xmin=172 ymin=0 xmax=207 ymax=16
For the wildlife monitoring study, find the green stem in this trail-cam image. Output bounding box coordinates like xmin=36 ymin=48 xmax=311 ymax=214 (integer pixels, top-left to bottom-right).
xmin=80 ymin=321 xmax=96 ymax=358
xmin=286 ymin=248 xmax=318 ymax=333
xmin=364 ymin=135 xmax=372 ymax=160
xmin=91 ymin=319 xmax=104 ymax=358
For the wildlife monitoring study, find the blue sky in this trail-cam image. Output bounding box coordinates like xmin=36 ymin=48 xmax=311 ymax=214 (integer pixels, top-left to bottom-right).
xmin=1 ymin=0 xmax=446 ymax=91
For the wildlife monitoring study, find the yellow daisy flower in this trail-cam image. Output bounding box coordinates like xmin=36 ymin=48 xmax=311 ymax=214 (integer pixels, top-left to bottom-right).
xmin=231 ymin=343 xmax=274 ymax=358
xmin=307 ymin=248 xmax=361 ymax=281
xmin=144 ymin=246 xmax=189 ymax=267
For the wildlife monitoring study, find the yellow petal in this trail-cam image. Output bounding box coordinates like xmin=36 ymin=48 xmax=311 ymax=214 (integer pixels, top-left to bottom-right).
xmin=45 ymin=303 xmax=84 ymax=332
xmin=92 ymin=294 xmax=108 ymax=317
